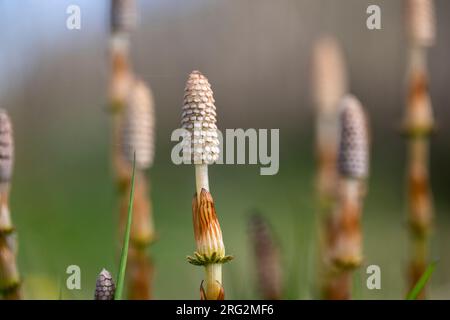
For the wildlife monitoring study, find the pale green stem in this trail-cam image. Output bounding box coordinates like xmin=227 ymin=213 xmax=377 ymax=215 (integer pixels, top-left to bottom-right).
xmin=195 ymin=164 xmax=209 ymax=201
xmin=205 ymin=263 xmax=222 ymax=300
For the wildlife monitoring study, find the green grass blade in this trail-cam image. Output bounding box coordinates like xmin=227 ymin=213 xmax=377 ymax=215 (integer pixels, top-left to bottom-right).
xmin=114 ymin=153 xmax=136 ymax=300
xmin=406 ymin=260 xmax=438 ymax=300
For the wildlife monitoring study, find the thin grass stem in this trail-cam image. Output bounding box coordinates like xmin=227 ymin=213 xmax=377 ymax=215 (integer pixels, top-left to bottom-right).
xmin=115 ymin=152 xmax=136 ymax=300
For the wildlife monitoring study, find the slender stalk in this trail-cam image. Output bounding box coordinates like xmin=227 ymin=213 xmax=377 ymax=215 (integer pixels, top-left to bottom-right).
xmin=406 ymin=260 xmax=437 ymax=300
xmin=403 ymin=4 xmax=436 ymax=293
xmin=406 ymin=138 xmax=432 ymax=298
xmin=122 ymin=171 xmax=154 ymax=299
xmin=127 ymin=249 xmax=153 ymax=300
xmin=119 ymin=80 xmax=156 ymax=299
xmin=205 ymin=263 xmax=222 ymax=300
xmin=248 ymin=213 xmax=282 ymax=300
xmin=119 ymin=171 xmax=154 ymax=299
xmin=126 ymin=175 xmax=154 ymax=300
xmin=121 ymin=172 xmax=154 ymax=246
xmin=311 ymin=36 xmax=348 ymax=299
xmin=323 ymin=271 xmax=351 ymax=300
xmin=330 ymin=179 xmax=363 ymax=270
xmin=115 ymin=153 xmax=136 ymax=300
xmin=194 ymin=165 xmax=218 ymax=298
xmin=195 ymin=164 xmax=209 ymax=200
xmin=109 ymin=0 xmax=156 ymax=300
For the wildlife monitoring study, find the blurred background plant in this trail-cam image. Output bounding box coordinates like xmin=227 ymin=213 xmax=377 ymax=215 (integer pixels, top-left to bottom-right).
xmin=0 ymin=0 xmax=450 ymax=299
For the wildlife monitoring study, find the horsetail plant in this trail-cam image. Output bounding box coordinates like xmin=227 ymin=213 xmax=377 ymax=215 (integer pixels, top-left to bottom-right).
xmin=120 ymin=79 xmax=157 ymax=299
xmin=108 ymin=0 xmax=155 ymax=300
xmin=95 ymin=269 xmax=116 ymax=300
xmin=312 ymin=36 xmax=348 ymax=205
xmin=109 ymin=0 xmax=136 ymax=185
xmin=326 ymin=95 xmax=370 ymax=299
xmin=121 ymin=79 xmax=156 ymax=246
xmin=93 ymin=154 xmax=135 ymax=301
xmin=403 ymin=0 xmax=436 ymax=298
xmin=182 ymin=71 xmax=232 ymax=300
xmin=248 ymin=213 xmax=283 ymax=300
xmin=311 ymin=36 xmax=348 ymax=299
xmin=0 ymin=109 xmax=21 ymax=300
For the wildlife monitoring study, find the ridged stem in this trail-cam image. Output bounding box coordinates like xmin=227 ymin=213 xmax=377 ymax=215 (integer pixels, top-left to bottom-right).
xmin=110 ymin=32 xmax=130 ymax=56
xmin=405 ymin=34 xmax=433 ymax=297
xmin=315 ymin=108 xmax=340 ymax=299
xmin=316 ymin=140 xmax=338 ymax=299
xmin=195 ymin=164 xmax=209 ymax=202
xmin=322 ymin=271 xmax=351 ymax=300
xmin=127 ymin=247 xmax=153 ymax=300
xmin=409 ymin=45 xmax=427 ymax=73
xmin=407 ymin=138 xmax=432 ymax=299
xmin=109 ymin=31 xmax=155 ymax=300
xmin=204 ymin=263 xmax=222 ymax=300
xmin=119 ymin=171 xmax=155 ymax=299
xmin=407 ymin=139 xmax=432 ymax=233
xmin=323 ymin=179 xmax=363 ymax=300
xmin=332 ymin=179 xmax=362 ymax=267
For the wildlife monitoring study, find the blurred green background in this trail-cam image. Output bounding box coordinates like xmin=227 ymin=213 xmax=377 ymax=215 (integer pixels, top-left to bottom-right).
xmin=0 ymin=0 xmax=449 ymax=299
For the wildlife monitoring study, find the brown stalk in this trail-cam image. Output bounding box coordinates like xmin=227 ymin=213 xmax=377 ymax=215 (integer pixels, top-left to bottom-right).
xmin=126 ymin=247 xmax=154 ymax=300
xmin=109 ymin=1 xmax=156 ymax=299
xmin=322 ymin=95 xmax=369 ymax=300
xmin=322 ymin=179 xmax=363 ymax=300
xmin=404 ymin=75 xmax=434 ymax=298
xmin=248 ymin=213 xmax=283 ymax=300
xmin=311 ymin=36 xmax=348 ymax=299
xmin=329 ymin=180 xmax=363 ymax=270
xmin=322 ymin=271 xmax=352 ymax=300
xmin=118 ymin=171 xmax=155 ymax=299
xmin=404 ymin=0 xmax=436 ymax=295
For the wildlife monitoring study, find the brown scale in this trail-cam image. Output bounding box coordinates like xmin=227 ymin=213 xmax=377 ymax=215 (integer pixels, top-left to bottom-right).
xmin=404 ymin=71 xmax=434 ymax=136
xmin=329 ymin=188 xmax=363 ymax=270
xmin=192 ymin=189 xmax=224 ymax=257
